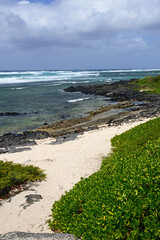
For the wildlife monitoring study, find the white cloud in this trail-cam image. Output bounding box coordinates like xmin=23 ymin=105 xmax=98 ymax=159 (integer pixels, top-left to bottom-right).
xmin=0 ymin=0 xmax=160 ymax=51
xmin=108 ymin=36 xmax=149 ymax=52
xmin=17 ymin=1 xmax=30 ymax=5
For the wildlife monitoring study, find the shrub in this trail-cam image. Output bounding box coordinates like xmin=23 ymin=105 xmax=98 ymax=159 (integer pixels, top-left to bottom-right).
xmin=111 ymin=117 xmax=160 ymax=154
xmin=48 ymin=118 xmax=160 ymax=239
xmin=0 ymin=161 xmax=45 ymax=197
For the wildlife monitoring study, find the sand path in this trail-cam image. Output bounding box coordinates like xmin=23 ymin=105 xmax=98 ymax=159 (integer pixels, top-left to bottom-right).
xmin=0 ymin=119 xmax=150 ymax=234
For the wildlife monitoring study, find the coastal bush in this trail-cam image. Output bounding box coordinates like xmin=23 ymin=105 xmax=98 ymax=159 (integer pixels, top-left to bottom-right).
xmin=110 ymin=117 xmax=160 ymax=154
xmin=48 ymin=118 xmax=160 ymax=239
xmin=132 ymin=74 xmax=160 ymax=94
xmin=0 ymin=161 xmax=45 ymax=197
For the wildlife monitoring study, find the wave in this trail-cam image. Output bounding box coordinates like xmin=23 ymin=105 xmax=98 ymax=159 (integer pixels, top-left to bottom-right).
xmin=0 ymin=71 xmax=99 ymax=85
xmin=0 ymin=70 xmax=100 ymax=78
xmin=100 ymin=69 xmax=160 ymax=73
xmin=44 ymin=83 xmax=62 ymax=87
xmin=0 ymin=68 xmax=159 ymax=75
xmin=0 ymin=69 xmax=159 ymax=85
xmin=0 ymin=71 xmax=46 ymax=75
xmin=0 ymin=77 xmax=69 ymax=84
xmin=10 ymin=87 xmax=28 ymax=90
xmin=67 ymin=97 xmax=90 ymax=103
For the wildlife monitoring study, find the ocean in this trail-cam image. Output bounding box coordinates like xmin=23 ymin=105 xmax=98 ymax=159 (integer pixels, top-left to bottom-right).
xmin=0 ymin=69 xmax=159 ymax=136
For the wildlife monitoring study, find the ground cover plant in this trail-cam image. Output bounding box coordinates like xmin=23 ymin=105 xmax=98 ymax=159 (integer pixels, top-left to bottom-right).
xmin=0 ymin=160 xmax=45 ymax=197
xmin=131 ymin=74 xmax=160 ymax=95
xmin=48 ymin=117 xmax=160 ymax=239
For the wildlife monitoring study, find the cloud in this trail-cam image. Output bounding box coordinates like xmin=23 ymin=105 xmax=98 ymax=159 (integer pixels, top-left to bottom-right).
xmin=17 ymin=1 xmax=30 ymax=5
xmin=107 ymin=36 xmax=149 ymax=52
xmin=0 ymin=0 xmax=160 ymax=52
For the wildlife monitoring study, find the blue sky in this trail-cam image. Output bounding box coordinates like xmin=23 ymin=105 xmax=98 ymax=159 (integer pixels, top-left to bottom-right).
xmin=0 ymin=0 xmax=160 ymax=70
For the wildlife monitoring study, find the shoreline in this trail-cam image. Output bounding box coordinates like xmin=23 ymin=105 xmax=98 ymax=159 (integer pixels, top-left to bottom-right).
xmin=0 ymin=99 xmax=159 ymax=155
xmin=0 ymin=117 xmax=157 ymax=234
xmin=1 ymin=77 xmax=160 ymax=155
xmin=0 ymin=77 xmax=160 ymax=236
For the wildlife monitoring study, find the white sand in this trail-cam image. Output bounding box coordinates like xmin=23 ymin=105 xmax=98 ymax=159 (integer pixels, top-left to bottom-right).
xmin=0 ymin=118 xmax=151 ymax=234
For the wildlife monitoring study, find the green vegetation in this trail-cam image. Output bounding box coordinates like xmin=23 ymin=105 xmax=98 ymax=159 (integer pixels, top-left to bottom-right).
xmin=0 ymin=160 xmax=45 ymax=197
xmin=131 ymin=74 xmax=160 ymax=95
xmin=48 ymin=118 xmax=160 ymax=239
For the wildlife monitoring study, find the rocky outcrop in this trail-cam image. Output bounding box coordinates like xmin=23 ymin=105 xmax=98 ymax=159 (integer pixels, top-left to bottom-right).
xmin=0 ymin=112 xmax=21 ymax=116
xmin=0 ymin=111 xmax=39 ymax=117
xmin=65 ymin=80 xmax=160 ymax=102
xmin=0 ymin=131 xmax=49 ymax=154
xmin=64 ymin=80 xmax=160 ymax=123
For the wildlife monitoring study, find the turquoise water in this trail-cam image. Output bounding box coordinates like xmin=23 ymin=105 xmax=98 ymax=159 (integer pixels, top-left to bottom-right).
xmin=0 ymin=69 xmax=159 ymax=135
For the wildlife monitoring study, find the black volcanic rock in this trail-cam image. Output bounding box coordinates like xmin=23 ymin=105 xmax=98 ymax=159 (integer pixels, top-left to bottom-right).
xmin=0 ymin=131 xmax=50 ymax=154
xmin=23 ymin=130 xmax=50 ymax=139
xmin=0 ymin=133 xmax=36 ymax=149
xmin=0 ymin=111 xmax=40 ymax=117
xmin=64 ymin=80 xmax=160 ymax=102
xmin=64 ymin=79 xmax=160 ymax=124
xmin=0 ymin=112 xmax=21 ymax=116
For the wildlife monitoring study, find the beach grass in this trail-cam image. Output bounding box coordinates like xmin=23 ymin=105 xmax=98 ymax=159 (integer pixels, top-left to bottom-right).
xmin=48 ymin=117 xmax=160 ymax=239
xmin=131 ymin=74 xmax=160 ymax=95
xmin=0 ymin=161 xmax=46 ymax=198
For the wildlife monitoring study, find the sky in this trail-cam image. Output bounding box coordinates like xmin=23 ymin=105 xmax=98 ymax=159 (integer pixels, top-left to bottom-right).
xmin=0 ymin=0 xmax=160 ymax=70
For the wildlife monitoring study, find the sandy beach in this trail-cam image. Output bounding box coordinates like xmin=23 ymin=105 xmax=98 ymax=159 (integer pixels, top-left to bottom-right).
xmin=0 ymin=118 xmax=153 ymax=234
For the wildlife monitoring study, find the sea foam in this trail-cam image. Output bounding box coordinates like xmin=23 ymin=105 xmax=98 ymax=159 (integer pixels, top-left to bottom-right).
xmin=67 ymin=97 xmax=90 ymax=103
